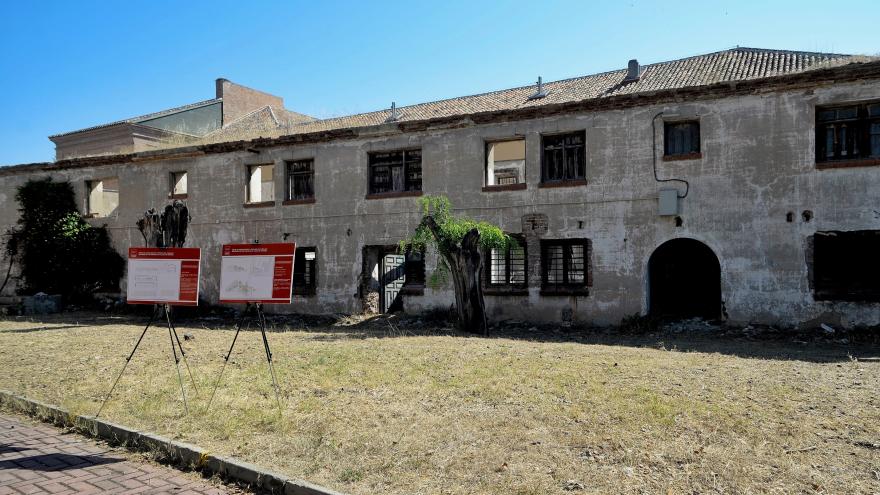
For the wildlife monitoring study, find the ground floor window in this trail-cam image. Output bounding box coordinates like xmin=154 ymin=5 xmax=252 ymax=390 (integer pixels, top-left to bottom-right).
xmin=293 ymin=247 xmax=316 ymax=295
xmin=404 ymin=249 xmax=426 ymax=288
xmin=811 ymin=230 xmax=880 ymax=301
xmin=540 ymin=239 xmax=590 ymax=292
xmin=488 ymin=236 xmax=527 ymax=287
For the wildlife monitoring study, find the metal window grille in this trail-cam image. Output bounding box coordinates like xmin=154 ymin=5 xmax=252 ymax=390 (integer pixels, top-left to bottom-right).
xmin=286 ymin=160 xmax=314 ymax=200
xmin=542 ymin=132 xmax=585 ymax=182
xmin=369 ymin=150 xmax=422 ymax=194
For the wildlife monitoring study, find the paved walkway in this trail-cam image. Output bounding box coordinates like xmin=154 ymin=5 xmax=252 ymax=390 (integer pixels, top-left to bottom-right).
xmin=0 ymin=414 xmax=241 ymax=495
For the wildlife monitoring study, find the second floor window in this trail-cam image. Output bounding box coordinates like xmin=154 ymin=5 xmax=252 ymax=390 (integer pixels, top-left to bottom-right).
xmin=486 ymin=139 xmax=525 ymax=186
xmin=542 ymin=131 xmax=585 ymax=183
xmin=664 ymin=121 xmax=700 ymax=156
xmin=170 ymin=171 xmax=187 ymax=198
xmin=286 ymin=159 xmax=314 ymax=200
xmin=369 ymin=149 xmax=422 ymax=195
xmin=86 ymin=177 xmax=119 ymax=217
xmin=246 ymin=164 xmax=274 ymax=203
xmin=816 ymin=103 xmax=880 ymax=162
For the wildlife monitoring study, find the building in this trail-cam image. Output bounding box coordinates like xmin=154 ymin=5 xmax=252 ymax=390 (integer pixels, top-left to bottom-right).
xmin=49 ymin=79 xmax=315 ymax=160
xmin=2 ymin=47 xmax=880 ymax=328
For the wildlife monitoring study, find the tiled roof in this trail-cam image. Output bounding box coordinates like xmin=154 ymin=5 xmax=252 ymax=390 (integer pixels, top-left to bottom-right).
xmin=202 ymin=105 xmax=316 ymax=142
xmin=49 ymin=98 xmax=222 ymax=138
xmin=280 ymin=47 xmax=875 ymax=135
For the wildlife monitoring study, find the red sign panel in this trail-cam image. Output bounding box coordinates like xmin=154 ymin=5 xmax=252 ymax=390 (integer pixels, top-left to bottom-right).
xmin=127 ymin=248 xmax=201 ymax=306
xmin=219 ymin=243 xmax=296 ymax=304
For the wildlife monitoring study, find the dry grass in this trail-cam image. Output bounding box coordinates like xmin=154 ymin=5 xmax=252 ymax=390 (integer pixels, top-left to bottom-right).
xmin=1 ymin=312 xmax=878 ymax=494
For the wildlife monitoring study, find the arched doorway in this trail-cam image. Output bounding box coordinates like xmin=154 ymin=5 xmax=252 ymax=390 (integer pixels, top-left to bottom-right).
xmin=648 ymin=238 xmax=721 ymax=319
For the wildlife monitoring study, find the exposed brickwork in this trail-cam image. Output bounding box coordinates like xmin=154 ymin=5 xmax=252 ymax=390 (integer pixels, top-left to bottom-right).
xmin=0 ymin=414 xmax=242 ymax=495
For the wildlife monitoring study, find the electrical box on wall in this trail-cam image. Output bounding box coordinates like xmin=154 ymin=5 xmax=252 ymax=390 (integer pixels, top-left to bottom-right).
xmin=658 ymin=188 xmax=680 ymax=216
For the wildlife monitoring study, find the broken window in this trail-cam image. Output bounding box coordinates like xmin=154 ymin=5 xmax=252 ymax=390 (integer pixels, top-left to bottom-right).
xmin=170 ymin=171 xmax=187 ymax=198
xmin=816 ymin=103 xmax=880 ymax=162
xmin=541 ymin=131 xmax=585 ymax=183
xmin=368 ymin=149 xmax=422 ymax=195
xmin=664 ymin=121 xmax=700 ymax=156
xmin=286 ymin=159 xmax=314 ymax=201
xmin=811 ymin=230 xmax=880 ymax=301
xmin=246 ymin=164 xmax=274 ymax=203
xmin=541 ymin=239 xmax=590 ymax=291
xmin=488 ymin=236 xmax=527 ymax=287
xmin=293 ymin=247 xmax=317 ymax=296
xmin=85 ymin=177 xmax=119 ymax=217
xmin=486 ymin=139 xmax=525 ymax=186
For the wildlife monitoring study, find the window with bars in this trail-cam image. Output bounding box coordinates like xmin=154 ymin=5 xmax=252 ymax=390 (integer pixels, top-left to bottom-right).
xmin=293 ymin=247 xmax=317 ymax=296
xmin=664 ymin=121 xmax=700 ymax=156
xmin=816 ymin=103 xmax=880 ymax=162
xmin=368 ymin=149 xmax=422 ymax=194
xmin=286 ymin=159 xmax=314 ymax=200
xmin=488 ymin=237 xmax=527 ymax=287
xmin=541 ymin=239 xmax=590 ymax=291
xmin=541 ymin=131 xmax=585 ymax=183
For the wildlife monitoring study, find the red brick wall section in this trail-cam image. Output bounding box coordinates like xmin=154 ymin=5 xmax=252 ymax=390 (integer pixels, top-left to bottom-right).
xmin=216 ymin=78 xmax=284 ymax=124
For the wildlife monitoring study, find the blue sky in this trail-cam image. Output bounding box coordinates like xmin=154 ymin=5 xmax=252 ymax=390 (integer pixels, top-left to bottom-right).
xmin=1 ymin=0 xmax=877 ymax=166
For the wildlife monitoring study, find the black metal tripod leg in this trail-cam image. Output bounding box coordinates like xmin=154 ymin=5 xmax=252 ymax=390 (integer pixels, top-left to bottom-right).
xmin=255 ymin=304 xmax=282 ymax=411
xmin=96 ymin=306 xmax=158 ymax=418
xmin=166 ymin=316 xmax=189 ymax=415
xmin=205 ymin=303 xmax=250 ymax=412
xmin=166 ymin=306 xmax=198 ymax=393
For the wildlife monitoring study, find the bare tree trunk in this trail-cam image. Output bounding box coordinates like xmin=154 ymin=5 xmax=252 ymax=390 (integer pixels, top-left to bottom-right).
xmin=424 ymin=217 xmax=488 ymax=335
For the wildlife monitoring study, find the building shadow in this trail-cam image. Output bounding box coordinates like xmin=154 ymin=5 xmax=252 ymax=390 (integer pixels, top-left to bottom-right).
xmin=0 ymin=452 xmax=123 ymax=471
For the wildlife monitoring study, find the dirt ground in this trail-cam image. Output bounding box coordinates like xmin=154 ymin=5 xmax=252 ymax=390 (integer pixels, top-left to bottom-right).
xmin=0 ymin=311 xmax=878 ymax=494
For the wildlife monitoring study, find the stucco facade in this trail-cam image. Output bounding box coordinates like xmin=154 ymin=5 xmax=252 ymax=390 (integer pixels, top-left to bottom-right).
xmin=3 ymin=54 xmax=880 ymax=328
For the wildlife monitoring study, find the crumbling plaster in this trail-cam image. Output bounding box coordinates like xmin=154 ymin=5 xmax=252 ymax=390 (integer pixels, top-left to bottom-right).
xmin=1 ymin=79 xmax=879 ymax=327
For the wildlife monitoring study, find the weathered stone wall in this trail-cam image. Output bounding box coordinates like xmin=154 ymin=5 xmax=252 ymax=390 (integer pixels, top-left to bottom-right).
xmin=2 ymin=79 xmax=880 ymax=328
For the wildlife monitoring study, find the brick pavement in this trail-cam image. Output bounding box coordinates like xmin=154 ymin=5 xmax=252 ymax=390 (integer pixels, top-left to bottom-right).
xmin=0 ymin=414 xmax=243 ymax=494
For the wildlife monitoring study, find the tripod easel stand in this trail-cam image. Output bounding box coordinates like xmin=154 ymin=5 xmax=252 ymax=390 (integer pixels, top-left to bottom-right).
xmin=97 ymin=303 xmax=198 ymax=417
xmin=206 ymin=302 xmax=281 ymax=412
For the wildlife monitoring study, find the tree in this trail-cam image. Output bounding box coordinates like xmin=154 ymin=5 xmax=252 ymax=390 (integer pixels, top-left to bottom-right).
xmin=5 ymin=178 xmax=124 ymax=300
xmin=400 ymin=196 xmax=512 ymax=334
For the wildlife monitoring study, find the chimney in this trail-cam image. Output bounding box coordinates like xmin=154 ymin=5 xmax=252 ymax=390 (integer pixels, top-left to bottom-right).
xmin=527 ymin=76 xmax=549 ymax=100
xmin=624 ymin=59 xmax=641 ymax=82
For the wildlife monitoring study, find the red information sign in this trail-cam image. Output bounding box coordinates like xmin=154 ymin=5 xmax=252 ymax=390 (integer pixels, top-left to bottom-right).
xmin=127 ymin=248 xmax=201 ymax=306
xmin=219 ymin=243 xmax=296 ymax=304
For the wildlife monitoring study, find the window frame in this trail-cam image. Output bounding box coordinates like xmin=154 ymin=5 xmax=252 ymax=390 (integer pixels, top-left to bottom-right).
xmin=244 ymin=163 xmax=275 ymax=207
xmin=540 ymin=238 xmax=591 ymax=295
xmin=663 ymin=120 xmax=701 ymax=159
xmin=485 ymin=235 xmax=528 ymax=291
xmin=367 ymin=148 xmax=423 ymax=197
xmin=85 ymin=177 xmax=120 ymax=218
xmin=292 ymin=247 xmax=317 ymax=296
xmin=816 ymin=101 xmax=880 ymax=167
xmin=284 ymin=158 xmax=315 ymax=204
xmin=540 ymin=130 xmax=587 ymax=185
xmin=169 ymin=171 xmax=188 ymax=199
xmin=401 ymin=248 xmax=426 ymax=294
xmin=809 ymin=230 xmax=880 ymax=302
xmin=484 ymin=137 xmax=527 ymax=191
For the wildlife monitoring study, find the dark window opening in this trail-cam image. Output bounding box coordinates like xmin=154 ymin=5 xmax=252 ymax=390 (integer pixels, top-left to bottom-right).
xmin=664 ymin=121 xmax=700 ymax=156
xmin=286 ymin=159 xmax=314 ymax=200
xmin=812 ymin=230 xmax=880 ymax=302
xmin=404 ymin=249 xmax=425 ymax=288
xmin=541 ymin=132 xmax=585 ymax=183
xmin=293 ymin=247 xmax=317 ymax=296
xmin=369 ymin=149 xmax=422 ymax=194
xmin=816 ymin=103 xmax=880 ymax=162
xmin=488 ymin=236 xmax=527 ymax=287
xmin=541 ymin=239 xmax=590 ymax=291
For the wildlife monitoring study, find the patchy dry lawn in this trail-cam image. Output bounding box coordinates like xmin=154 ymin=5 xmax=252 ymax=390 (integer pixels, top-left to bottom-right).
xmin=0 ymin=313 xmax=878 ymax=494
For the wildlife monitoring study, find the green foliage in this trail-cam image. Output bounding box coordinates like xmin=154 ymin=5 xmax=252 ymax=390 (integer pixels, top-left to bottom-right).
xmin=400 ymin=195 xmax=513 ymax=256
xmin=7 ymin=178 xmax=124 ymax=299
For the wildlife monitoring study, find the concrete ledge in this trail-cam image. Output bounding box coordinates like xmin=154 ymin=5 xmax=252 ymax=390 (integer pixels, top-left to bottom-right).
xmin=0 ymin=390 xmax=345 ymax=495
